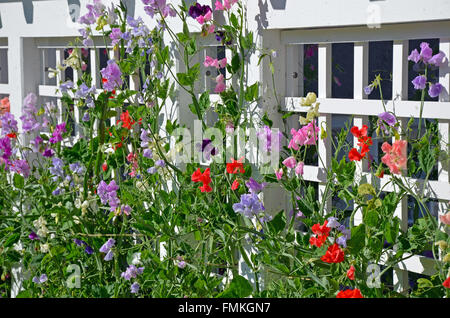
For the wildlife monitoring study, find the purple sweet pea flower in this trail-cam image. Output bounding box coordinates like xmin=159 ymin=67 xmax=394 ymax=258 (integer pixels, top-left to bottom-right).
xmin=104 ymin=249 xmax=114 ymax=261
xmin=233 ymin=193 xmax=265 ymax=218
xmin=1 ymin=112 xmax=18 ymax=136
xmin=177 ymin=260 xmax=186 ymax=269
xmin=155 ymin=159 xmax=165 ymax=168
xmin=100 ymin=60 xmax=123 ymax=92
xmin=428 ymin=82 xmax=443 ymax=98
xmin=327 ymin=217 xmax=340 ymax=229
xmin=428 ymin=51 xmax=446 ymax=67
xmin=147 ymin=167 xmax=157 ymax=174
xmin=408 ymin=48 xmax=421 ymax=64
xmin=85 ymin=245 xmax=94 ymax=255
xmin=82 ymin=112 xmax=90 ymax=122
xmin=364 ymin=85 xmax=374 ymax=95
xmin=412 ymin=75 xmax=427 ymax=90
xmin=99 ymin=238 xmax=115 ymax=253
xmin=130 ymin=282 xmax=140 ymax=294
xmin=49 ymin=122 xmax=67 ymax=144
xmin=121 ymin=265 xmax=144 ymax=280
xmin=60 ymin=81 xmax=74 ymax=94
xmin=42 ymin=148 xmax=55 ymax=158
xmin=419 ymin=42 xmax=433 ymax=63
xmin=143 ymin=148 xmax=153 ymax=159
xmin=97 ymin=180 xmax=120 ymax=211
xmin=188 ymin=3 xmax=211 ymax=19
xmin=109 ymin=28 xmax=122 ymax=46
xmin=12 ymin=160 xmax=30 ymax=178
xmin=29 ymin=232 xmax=39 ymax=240
xmin=245 ymin=178 xmax=267 ymax=194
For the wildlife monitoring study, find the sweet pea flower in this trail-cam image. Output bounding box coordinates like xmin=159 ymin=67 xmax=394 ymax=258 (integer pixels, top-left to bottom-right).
xmin=381 ymin=140 xmax=407 ymax=175
xmin=275 ymin=168 xmax=283 ymax=180
xmin=214 ymin=74 xmax=226 ymax=93
xmin=412 ymin=75 xmax=427 ymax=90
xmin=440 ymin=213 xmax=450 ymax=225
xmin=295 ymin=161 xmax=304 ymax=176
xmin=428 ymin=82 xmax=443 ymax=98
xmin=282 ymin=156 xmax=296 ymax=169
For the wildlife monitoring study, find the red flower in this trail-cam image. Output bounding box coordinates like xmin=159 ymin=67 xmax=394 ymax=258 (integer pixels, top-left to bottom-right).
xmin=6 ymin=133 xmax=16 ymax=139
xmin=321 ymin=243 xmax=345 ymax=263
xmin=309 ymin=220 xmax=331 ymax=247
xmin=119 ymin=110 xmax=135 ymax=130
xmin=347 ymin=265 xmax=355 ymax=280
xmin=350 ymin=125 xmax=368 ymax=139
xmin=443 ymin=277 xmax=450 ymax=289
xmin=226 ymin=157 xmax=245 ymax=174
xmin=349 ymin=125 xmax=372 ymax=162
xmin=231 ymin=179 xmax=239 ymax=190
xmin=102 ymin=162 xmax=108 ymax=172
xmin=191 ymin=168 xmax=212 ymax=193
xmin=309 ymin=235 xmax=328 ymax=248
xmin=336 ymin=288 xmax=363 ymax=298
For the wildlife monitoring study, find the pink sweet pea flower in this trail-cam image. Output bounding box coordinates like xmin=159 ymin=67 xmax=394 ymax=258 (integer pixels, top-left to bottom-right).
xmin=381 ymin=140 xmax=407 ymax=175
xmin=275 ymin=168 xmax=283 ymax=180
xmin=214 ymin=74 xmax=226 ymax=93
xmin=204 ymin=56 xmax=219 ymax=68
xmin=282 ymin=156 xmax=296 ymax=169
xmin=218 ymin=57 xmax=227 ymax=68
xmin=207 ymin=24 xmax=215 ymax=34
xmin=440 ymin=212 xmax=450 ymax=225
xmin=295 ymin=161 xmax=304 ymax=176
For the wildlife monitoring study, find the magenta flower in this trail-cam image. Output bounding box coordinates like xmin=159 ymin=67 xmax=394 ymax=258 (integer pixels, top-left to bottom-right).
xmin=275 ymin=168 xmax=283 ymax=180
xmin=12 ymin=160 xmax=30 ymax=178
xmin=282 ymin=156 xmax=297 ymax=169
xmin=428 ymin=82 xmax=443 ymax=98
xmin=29 ymin=232 xmax=39 ymax=240
xmin=49 ymin=122 xmax=67 ymax=144
xmin=1 ymin=112 xmax=18 ymax=136
xmin=288 ymin=122 xmax=319 ymax=150
xmin=412 ymin=75 xmax=427 ymax=90
xmin=109 ymin=28 xmax=122 ymax=46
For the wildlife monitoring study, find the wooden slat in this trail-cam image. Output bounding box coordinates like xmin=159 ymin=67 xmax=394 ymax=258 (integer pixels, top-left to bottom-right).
xmin=284 ymin=97 xmax=450 ymax=120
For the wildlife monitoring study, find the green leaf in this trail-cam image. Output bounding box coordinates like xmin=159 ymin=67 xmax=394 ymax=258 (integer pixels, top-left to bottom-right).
xmin=218 ymin=275 xmax=253 ymax=298
xmin=230 ymin=13 xmax=239 ymax=29
xmin=267 ymin=210 xmax=286 ymax=234
xmin=245 ymin=83 xmax=259 ymax=102
xmin=231 ymin=53 xmax=240 ymax=74
xmin=385 ymin=217 xmax=400 ymax=244
xmin=261 ymin=112 xmax=273 ymax=128
xmin=177 ymin=72 xmax=193 ymax=86
xmin=13 ymin=173 xmax=24 ymax=189
xmin=347 ymin=224 xmax=366 ymax=254
xmin=364 ymin=210 xmax=379 ymax=228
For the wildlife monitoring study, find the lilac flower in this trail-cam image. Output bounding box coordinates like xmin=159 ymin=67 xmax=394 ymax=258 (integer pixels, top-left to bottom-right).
xmin=147 ymin=167 xmax=157 ymax=174
xmin=30 ymin=136 xmax=43 ymax=152
xmin=49 ymin=157 xmax=65 ymax=181
xmin=336 ymin=225 xmax=351 ymax=248
xmin=408 ymin=49 xmax=421 ymax=63
xmin=109 ymin=28 xmax=122 ymax=46
xmin=419 ymin=42 xmax=433 ymax=63
xmin=364 ymin=85 xmax=374 ymax=95
xmin=140 ymin=128 xmax=151 ymax=147
xmin=97 ymin=180 xmax=120 ymax=211
xmin=131 ymin=282 xmax=140 ymax=294
xmin=52 ymin=188 xmax=61 ymax=196
xmin=1 ymin=112 xmax=18 ymax=136
xmin=144 ymin=0 xmax=176 ymax=18
xmin=327 ymin=217 xmax=341 ymax=229
xmin=233 ymin=193 xmax=265 ymax=218
xmin=143 ymin=149 xmax=153 ymax=159
xmin=20 ymin=93 xmax=40 ymax=133
xmin=155 ymin=159 xmax=165 ymax=168
xmin=69 ymin=162 xmax=85 ymax=175
xmin=412 ymin=75 xmax=427 ymax=90
xmin=177 ymin=260 xmax=186 ymax=269
xmin=100 ymin=60 xmax=123 ymax=91
xmin=121 ymin=265 xmax=144 ymax=280
xmin=12 ymin=160 xmax=30 ymax=178
xmin=29 ymin=232 xmax=39 ymax=240
xmin=99 ymin=238 xmax=115 ymax=254
xmin=82 ymin=112 xmax=90 ymax=122
xmin=60 ymin=81 xmax=74 ymax=94
xmin=257 ymin=126 xmax=283 ymax=154
xmin=32 ymin=274 xmax=48 ymax=284
xmin=73 ymin=239 xmax=83 ymax=246
xmin=428 ymin=51 xmax=445 ymax=67
xmin=75 ymin=83 xmax=96 ymax=99
xmin=378 ymin=112 xmax=397 ymax=133
xmin=245 ymin=178 xmax=267 ymax=194
xmin=104 ymin=249 xmax=114 ymax=261
xmin=49 ymin=122 xmax=67 ymax=144
xmin=428 ymin=82 xmax=443 ymax=98
xmin=121 ymin=204 xmax=132 ymax=216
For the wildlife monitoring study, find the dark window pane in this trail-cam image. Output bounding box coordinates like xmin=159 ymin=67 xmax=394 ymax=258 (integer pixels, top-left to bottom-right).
xmin=368 ymin=41 xmax=393 ymax=100
xmin=303 ymin=44 xmax=318 ymax=95
xmin=332 ymin=43 xmax=354 ymax=99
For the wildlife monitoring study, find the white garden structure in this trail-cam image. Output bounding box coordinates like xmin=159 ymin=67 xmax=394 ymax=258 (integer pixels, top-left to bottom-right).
xmin=0 ymin=0 xmax=449 ymax=296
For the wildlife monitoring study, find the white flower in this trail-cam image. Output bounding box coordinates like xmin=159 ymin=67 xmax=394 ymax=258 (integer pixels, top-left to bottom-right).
xmin=13 ymin=241 xmax=24 ymax=252
xmin=131 ymin=252 xmax=142 ymax=265
xmin=75 ymin=198 xmax=82 ymax=209
xmin=40 ymin=243 xmax=50 ymax=253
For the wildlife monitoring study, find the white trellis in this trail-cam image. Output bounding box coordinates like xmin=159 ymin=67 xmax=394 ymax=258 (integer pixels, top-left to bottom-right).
xmin=1 ymin=0 xmax=450 ymax=296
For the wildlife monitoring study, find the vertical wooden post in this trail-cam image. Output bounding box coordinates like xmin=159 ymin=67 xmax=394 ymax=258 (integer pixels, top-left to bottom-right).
xmin=391 ymin=40 xmax=410 ymax=294
xmin=317 ymin=43 xmax=332 ymax=214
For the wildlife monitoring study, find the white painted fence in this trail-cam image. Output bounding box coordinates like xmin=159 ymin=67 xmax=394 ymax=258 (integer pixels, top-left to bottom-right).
xmin=0 ymin=0 xmax=449 ymax=296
